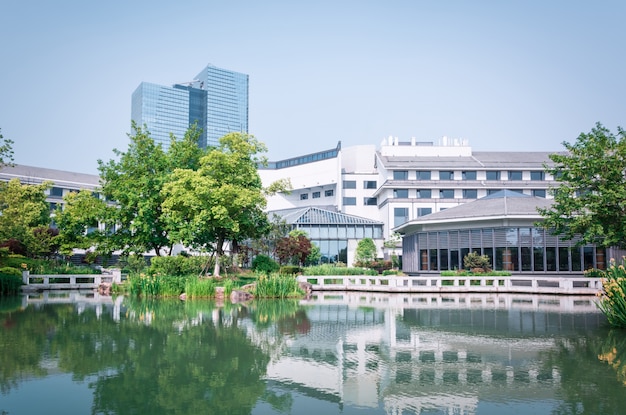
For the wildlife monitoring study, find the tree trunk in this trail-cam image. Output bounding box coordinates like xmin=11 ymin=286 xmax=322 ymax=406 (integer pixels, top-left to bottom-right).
xmin=213 ymin=236 xmax=225 ymax=277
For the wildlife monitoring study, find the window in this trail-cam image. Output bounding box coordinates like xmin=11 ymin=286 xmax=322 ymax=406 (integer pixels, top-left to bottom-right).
xmin=312 ymin=191 xmax=321 ymax=199
xmin=486 ymin=171 xmax=501 ymax=180
xmin=343 ymin=180 xmax=356 ymax=189
xmin=394 ymin=189 xmax=409 ymax=198
xmin=417 ymin=207 xmax=432 ymax=217
xmin=393 ymin=170 xmax=408 ymax=180
xmin=532 ymin=189 xmax=546 ymax=198
xmin=363 ymin=180 xmax=377 ymax=189
xmin=530 ymin=171 xmax=545 ymax=181
xmin=487 ymin=189 xmax=500 ymax=195
xmin=508 ymin=171 xmax=522 ymax=180
xmin=416 ymin=170 xmax=431 ymax=180
xmin=416 ymin=189 xmax=432 ymax=199
xmin=325 ymin=189 xmax=334 ymax=197
xmin=394 ymin=207 xmax=409 ymax=227
xmin=50 ymin=187 xmax=63 ymax=197
xmin=440 ymin=189 xmax=455 ymax=199
xmin=462 ymin=171 xmax=477 ymax=180
xmin=300 ymin=193 xmax=308 ymax=200
xmin=439 ymin=171 xmax=453 ymax=180
xmin=363 ymin=197 xmax=377 ymax=206
xmin=343 ymin=197 xmax=356 ymax=205
xmin=463 ymin=189 xmax=478 ymax=198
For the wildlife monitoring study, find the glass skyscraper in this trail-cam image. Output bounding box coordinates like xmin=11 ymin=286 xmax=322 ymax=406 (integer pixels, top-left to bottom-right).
xmin=131 ymin=64 xmax=248 ymax=149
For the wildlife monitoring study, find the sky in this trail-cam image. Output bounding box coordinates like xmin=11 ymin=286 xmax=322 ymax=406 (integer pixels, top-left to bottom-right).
xmin=1 ymin=0 xmax=624 ymax=175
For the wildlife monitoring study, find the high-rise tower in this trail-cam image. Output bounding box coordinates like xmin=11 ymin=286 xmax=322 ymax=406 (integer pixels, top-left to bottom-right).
xmin=131 ymin=64 xmax=248 ymax=149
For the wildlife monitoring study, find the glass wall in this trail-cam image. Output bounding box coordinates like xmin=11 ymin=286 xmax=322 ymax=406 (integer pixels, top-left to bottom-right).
xmin=297 ymin=224 xmax=383 ymax=264
xmin=407 ymin=227 xmax=603 ymax=274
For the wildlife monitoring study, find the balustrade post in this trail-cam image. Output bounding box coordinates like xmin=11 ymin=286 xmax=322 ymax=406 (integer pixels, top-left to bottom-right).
xmin=22 ymin=270 xmax=30 ymax=285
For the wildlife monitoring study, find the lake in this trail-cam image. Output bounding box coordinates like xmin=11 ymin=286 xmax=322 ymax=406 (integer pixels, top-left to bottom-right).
xmin=1 ymin=291 xmax=625 ymax=414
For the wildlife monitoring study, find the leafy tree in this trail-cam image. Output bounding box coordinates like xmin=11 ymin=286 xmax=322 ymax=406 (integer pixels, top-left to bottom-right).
xmin=97 ymin=123 xmax=205 ymax=256
xmin=538 ymin=123 xmax=626 ymax=248
xmin=355 ymin=237 xmax=377 ymax=264
xmin=0 ymin=128 xmax=14 ymax=168
xmin=274 ymin=230 xmax=312 ymax=266
xmin=162 ymin=132 xmax=282 ymax=276
xmin=53 ymin=189 xmax=110 ymax=258
xmin=0 ymin=178 xmax=51 ymax=256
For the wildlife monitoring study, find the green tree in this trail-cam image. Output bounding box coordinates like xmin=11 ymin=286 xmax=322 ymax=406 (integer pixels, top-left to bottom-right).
xmin=53 ymin=189 xmax=110 ymax=258
xmin=97 ymin=123 xmax=205 ymax=256
xmin=0 ymin=128 xmax=15 ymax=168
xmin=355 ymin=237 xmax=377 ymax=264
xmin=0 ymin=179 xmax=51 ymax=256
xmin=538 ymin=123 xmax=626 ymax=248
xmin=162 ymin=132 xmax=279 ymax=276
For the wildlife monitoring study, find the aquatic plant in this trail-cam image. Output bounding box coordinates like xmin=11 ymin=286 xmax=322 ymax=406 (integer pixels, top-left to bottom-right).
xmin=597 ymin=257 xmax=626 ymax=327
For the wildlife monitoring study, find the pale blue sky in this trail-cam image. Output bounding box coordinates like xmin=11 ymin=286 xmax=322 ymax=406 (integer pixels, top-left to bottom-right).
xmin=1 ymin=0 xmax=624 ymax=174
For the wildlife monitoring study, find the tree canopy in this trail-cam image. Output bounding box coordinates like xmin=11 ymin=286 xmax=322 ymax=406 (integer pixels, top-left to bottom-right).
xmin=0 ymin=127 xmax=14 ymax=168
xmin=0 ymin=178 xmax=51 ymax=256
xmin=97 ymin=123 xmax=206 ymax=256
xmin=161 ymin=132 xmax=279 ymax=276
xmin=538 ymin=123 xmax=626 ymax=248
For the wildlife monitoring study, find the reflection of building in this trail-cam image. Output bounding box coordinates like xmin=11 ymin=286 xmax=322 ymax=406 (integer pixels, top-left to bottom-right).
xmin=131 ymin=63 xmax=249 ymax=149
xmin=259 ymin=292 xmax=605 ymax=414
xmin=396 ymin=190 xmax=606 ymax=274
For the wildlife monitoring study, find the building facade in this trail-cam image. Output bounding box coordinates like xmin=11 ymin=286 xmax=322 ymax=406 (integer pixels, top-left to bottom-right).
xmin=259 ymin=136 xmax=563 ymax=269
xmin=131 ymin=64 xmax=249 ymax=149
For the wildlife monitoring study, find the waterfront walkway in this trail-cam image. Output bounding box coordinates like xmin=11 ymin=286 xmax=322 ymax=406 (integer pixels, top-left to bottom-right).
xmin=297 ymin=274 xmax=603 ymax=295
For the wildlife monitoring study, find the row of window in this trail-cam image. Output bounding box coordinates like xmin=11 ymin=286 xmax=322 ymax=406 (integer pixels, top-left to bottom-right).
xmin=343 ymin=180 xmax=377 ymax=189
xmin=392 ymin=170 xmax=545 ymax=181
xmin=300 ymin=189 xmax=334 ymax=200
xmin=393 ymin=189 xmax=547 ymax=199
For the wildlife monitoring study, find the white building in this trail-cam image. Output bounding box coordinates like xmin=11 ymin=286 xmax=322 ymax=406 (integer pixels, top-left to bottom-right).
xmin=259 ymin=136 xmax=558 ymax=268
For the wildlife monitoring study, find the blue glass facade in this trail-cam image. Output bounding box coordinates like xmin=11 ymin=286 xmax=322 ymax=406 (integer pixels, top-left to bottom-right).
xmin=131 ymin=64 xmax=248 ymax=149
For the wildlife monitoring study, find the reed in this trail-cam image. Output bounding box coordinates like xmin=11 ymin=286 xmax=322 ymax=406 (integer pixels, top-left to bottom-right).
xmin=597 ymin=257 xmax=626 ymax=328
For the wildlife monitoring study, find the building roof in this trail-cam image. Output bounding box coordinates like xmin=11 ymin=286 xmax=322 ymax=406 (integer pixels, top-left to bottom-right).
xmin=394 ymin=190 xmax=553 ymax=234
xmin=270 ymin=206 xmax=383 ymax=226
xmin=0 ymin=164 xmax=100 ymax=189
xmin=376 ymin=151 xmax=559 ymax=170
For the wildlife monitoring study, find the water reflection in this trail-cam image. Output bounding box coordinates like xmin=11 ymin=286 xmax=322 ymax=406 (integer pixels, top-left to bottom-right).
xmin=1 ymin=292 xmax=625 ymax=415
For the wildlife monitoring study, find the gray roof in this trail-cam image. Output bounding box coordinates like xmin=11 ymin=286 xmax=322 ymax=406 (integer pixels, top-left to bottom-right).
xmin=270 ymin=206 xmax=383 ymax=226
xmin=377 ymin=151 xmax=561 ymax=170
xmin=0 ymin=164 xmax=100 ymax=189
xmin=395 ymin=191 xmax=553 ymax=234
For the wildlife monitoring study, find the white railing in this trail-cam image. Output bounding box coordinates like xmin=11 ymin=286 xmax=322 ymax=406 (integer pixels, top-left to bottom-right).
xmin=22 ymin=270 xmax=122 ymax=290
xmin=297 ymin=275 xmax=604 ymax=295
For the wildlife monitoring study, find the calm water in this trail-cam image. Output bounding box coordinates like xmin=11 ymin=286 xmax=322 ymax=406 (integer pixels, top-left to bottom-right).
xmin=1 ymin=291 xmax=625 ymax=415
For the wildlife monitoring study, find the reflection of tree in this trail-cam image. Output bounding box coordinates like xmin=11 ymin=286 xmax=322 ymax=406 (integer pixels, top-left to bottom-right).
xmin=1 ymin=299 xmax=275 ymax=415
xmin=539 ymin=330 xmax=626 ymax=415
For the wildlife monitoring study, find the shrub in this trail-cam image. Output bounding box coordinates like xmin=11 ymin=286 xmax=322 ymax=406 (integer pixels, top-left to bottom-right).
xmin=303 ymin=264 xmax=377 ymax=276
xmin=279 ymin=265 xmax=301 ymax=275
xmin=0 ymin=269 xmax=22 ymax=296
xmin=597 ymin=257 xmax=626 ymax=328
xmin=149 ymin=255 xmax=209 ymax=277
xmin=254 ymin=273 xmax=303 ymax=298
xmin=185 ymin=277 xmax=216 ymax=298
xmin=353 ymin=259 xmax=392 ymax=274
xmin=252 ymin=255 xmax=280 ymax=274
xmin=463 ymin=252 xmax=491 ymax=273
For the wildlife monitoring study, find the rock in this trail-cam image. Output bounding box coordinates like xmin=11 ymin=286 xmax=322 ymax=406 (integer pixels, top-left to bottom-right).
xmin=179 ymin=293 xmax=187 ymax=300
xmin=299 ymin=281 xmax=313 ymax=295
xmin=98 ymin=282 xmax=112 ymax=296
xmin=230 ymin=290 xmax=254 ymax=303
xmin=215 ymin=286 xmax=225 ymax=299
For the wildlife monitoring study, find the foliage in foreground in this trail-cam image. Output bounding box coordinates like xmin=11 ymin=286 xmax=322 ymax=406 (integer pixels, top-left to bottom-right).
xmin=0 ymin=272 xmax=22 ymax=296
xmin=440 ymin=270 xmax=512 ymax=277
xmin=303 ymin=264 xmax=378 ymax=276
xmin=597 ymin=257 xmax=626 ymax=328
xmin=253 ymin=273 xmax=303 ymax=298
